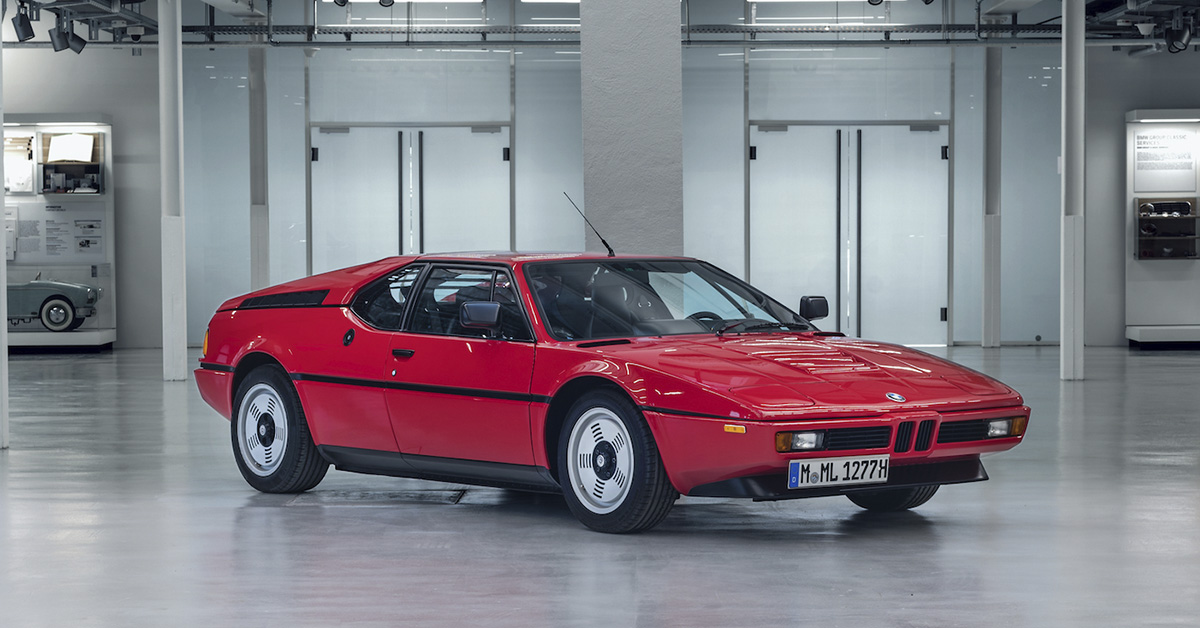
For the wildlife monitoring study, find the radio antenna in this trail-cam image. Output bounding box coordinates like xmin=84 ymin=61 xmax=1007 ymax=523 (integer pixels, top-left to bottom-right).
xmin=564 ymin=192 xmax=615 ymax=257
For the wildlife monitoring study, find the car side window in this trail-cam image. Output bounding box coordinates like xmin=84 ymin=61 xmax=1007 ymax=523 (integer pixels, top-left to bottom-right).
xmin=409 ymin=267 xmax=533 ymax=341
xmin=350 ymin=265 xmax=423 ymax=331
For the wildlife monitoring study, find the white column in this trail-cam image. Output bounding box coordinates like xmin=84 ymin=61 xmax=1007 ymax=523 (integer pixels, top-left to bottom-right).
xmin=248 ymin=46 xmax=270 ymax=289
xmin=1061 ymin=0 xmax=1086 ymax=380
xmin=1 ymin=32 xmax=9 ymax=450
xmin=982 ymin=46 xmax=1003 ymax=348
xmin=579 ymin=0 xmax=683 ymax=255
xmin=160 ymin=0 xmax=189 ymax=380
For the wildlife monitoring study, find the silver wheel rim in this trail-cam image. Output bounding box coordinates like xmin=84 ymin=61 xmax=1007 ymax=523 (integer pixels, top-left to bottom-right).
xmin=42 ymin=301 xmax=71 ymax=331
xmin=237 ymin=383 xmax=289 ymax=477
xmin=566 ymin=406 xmax=634 ymax=515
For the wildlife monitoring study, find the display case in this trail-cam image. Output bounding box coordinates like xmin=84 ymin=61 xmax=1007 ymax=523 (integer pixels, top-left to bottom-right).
xmin=4 ymin=115 xmax=116 ymax=347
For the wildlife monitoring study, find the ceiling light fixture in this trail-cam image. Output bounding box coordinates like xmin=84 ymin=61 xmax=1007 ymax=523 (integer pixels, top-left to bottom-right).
xmin=867 ymin=0 xmax=884 ymax=5
xmin=380 ymin=0 xmax=395 ymax=5
xmin=49 ymin=26 xmax=70 ymax=52
xmin=12 ymin=2 xmax=35 ymax=42
xmin=68 ymin=30 xmax=87 ymax=54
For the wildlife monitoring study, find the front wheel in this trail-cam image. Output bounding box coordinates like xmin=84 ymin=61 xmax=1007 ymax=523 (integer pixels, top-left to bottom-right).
xmin=847 ymin=485 xmax=940 ymax=511
xmin=231 ymin=364 xmax=329 ymax=493
xmin=558 ymin=389 xmax=678 ymax=533
xmin=40 ymin=297 xmax=75 ymax=332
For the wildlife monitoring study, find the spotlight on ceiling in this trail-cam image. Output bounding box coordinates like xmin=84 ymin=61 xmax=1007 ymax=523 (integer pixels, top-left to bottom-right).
xmin=380 ymin=0 xmax=395 ymax=6
xmin=49 ymin=26 xmax=70 ymax=52
xmin=68 ymin=30 xmax=87 ymax=54
xmin=334 ymin=0 xmax=348 ymax=6
xmin=922 ymin=0 xmax=935 ymax=4
xmin=1166 ymin=26 xmax=1192 ymax=53
xmin=12 ymin=3 xmax=35 ymax=42
xmin=867 ymin=0 xmax=884 ymax=5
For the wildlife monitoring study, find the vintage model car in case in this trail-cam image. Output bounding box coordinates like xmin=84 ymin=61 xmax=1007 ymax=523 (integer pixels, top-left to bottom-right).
xmin=6 ymin=278 xmax=102 ymax=332
xmin=196 ymin=253 xmax=1029 ymax=533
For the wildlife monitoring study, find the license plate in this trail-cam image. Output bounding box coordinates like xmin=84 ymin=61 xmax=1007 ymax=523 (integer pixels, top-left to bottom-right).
xmin=787 ymin=454 xmax=890 ymax=489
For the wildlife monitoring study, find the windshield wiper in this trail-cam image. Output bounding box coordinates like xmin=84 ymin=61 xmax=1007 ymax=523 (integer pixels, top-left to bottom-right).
xmin=716 ymin=319 xmax=799 ymax=336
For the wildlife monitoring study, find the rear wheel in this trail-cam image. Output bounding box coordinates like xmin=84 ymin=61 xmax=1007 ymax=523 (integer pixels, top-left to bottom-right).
xmin=847 ymin=485 xmax=940 ymax=511
xmin=231 ymin=364 xmax=329 ymax=493
xmin=558 ymin=389 xmax=678 ymax=533
xmin=39 ymin=297 xmax=75 ymax=332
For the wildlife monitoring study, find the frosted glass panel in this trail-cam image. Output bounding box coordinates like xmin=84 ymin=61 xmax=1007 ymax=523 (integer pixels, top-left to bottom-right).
xmin=311 ymin=128 xmax=401 ymax=274
xmin=683 ymin=48 xmax=746 ymax=277
xmin=266 ymin=48 xmax=309 ymax=286
xmin=514 ymin=50 xmax=584 ymax=252
xmin=751 ymin=48 xmax=950 ymax=122
xmin=748 ymin=126 xmax=841 ymax=326
xmin=859 ymin=126 xmax=948 ymax=345
xmin=308 ymin=49 xmax=509 ymax=124
xmin=419 ymin=127 xmax=511 ymax=253
xmin=952 ymin=48 xmax=985 ymax=344
xmin=183 ymin=48 xmax=250 ymax=345
xmin=1000 ymin=47 xmax=1060 ymax=343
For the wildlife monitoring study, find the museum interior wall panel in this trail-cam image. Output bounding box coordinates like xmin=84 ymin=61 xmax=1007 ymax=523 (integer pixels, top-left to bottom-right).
xmin=1 ymin=49 xmax=160 ymax=348
xmin=514 ymin=51 xmax=584 ymax=253
xmin=182 ymin=48 xmax=251 ymax=346
xmin=265 ymin=48 xmax=308 ymax=287
xmin=749 ymin=47 xmax=951 ymax=123
xmin=952 ymin=48 xmax=985 ymax=344
xmin=307 ymin=49 xmax=509 ymax=124
xmin=999 ymin=46 xmax=1061 ymax=344
xmin=682 ymin=48 xmax=745 ymax=278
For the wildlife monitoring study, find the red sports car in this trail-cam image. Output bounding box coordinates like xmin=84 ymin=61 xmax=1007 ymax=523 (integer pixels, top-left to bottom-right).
xmin=196 ymin=253 xmax=1029 ymax=533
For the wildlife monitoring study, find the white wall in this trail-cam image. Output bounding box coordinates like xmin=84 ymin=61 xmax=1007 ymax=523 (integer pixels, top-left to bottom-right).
xmin=2 ymin=48 xmax=162 ymax=349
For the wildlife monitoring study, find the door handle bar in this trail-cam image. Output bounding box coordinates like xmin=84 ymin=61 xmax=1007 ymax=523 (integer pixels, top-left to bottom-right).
xmin=392 ymin=349 xmax=415 ymax=358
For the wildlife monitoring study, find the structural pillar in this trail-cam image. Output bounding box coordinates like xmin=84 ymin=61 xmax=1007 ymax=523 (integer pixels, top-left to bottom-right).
xmin=579 ymin=0 xmax=683 ymax=255
xmin=160 ymin=0 xmax=189 ymax=381
xmin=1061 ymin=0 xmax=1086 ymax=380
xmin=248 ymin=45 xmax=270 ymax=289
xmin=982 ymin=46 xmax=1003 ymax=348
xmin=1 ymin=32 xmax=9 ymax=450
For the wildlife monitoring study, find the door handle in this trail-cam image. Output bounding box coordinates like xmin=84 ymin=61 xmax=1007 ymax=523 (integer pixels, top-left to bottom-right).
xmin=392 ymin=349 xmax=415 ymax=359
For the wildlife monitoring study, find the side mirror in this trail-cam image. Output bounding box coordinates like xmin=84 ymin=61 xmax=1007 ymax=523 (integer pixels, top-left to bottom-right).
xmin=460 ymin=301 xmax=501 ymax=329
xmin=799 ymin=296 xmax=828 ymax=321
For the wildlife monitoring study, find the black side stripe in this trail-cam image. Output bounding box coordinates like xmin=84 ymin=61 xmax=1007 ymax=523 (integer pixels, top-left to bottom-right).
xmin=199 ymin=362 xmax=235 ymax=373
xmin=638 ymin=405 xmax=733 ymax=421
xmin=292 ymin=373 xmax=552 ymax=404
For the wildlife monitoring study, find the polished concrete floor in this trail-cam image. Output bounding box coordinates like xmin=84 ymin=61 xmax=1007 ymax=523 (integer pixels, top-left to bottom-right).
xmin=1 ymin=346 xmax=1198 ymax=626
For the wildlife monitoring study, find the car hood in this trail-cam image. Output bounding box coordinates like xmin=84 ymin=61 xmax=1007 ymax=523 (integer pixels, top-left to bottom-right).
xmin=608 ymin=333 xmax=1020 ymax=418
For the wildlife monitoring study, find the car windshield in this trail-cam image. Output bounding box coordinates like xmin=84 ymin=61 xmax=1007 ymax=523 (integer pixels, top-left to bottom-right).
xmin=525 ymin=260 xmax=816 ymax=341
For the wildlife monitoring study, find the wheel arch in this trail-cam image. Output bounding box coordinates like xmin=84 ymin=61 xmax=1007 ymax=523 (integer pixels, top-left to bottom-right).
xmin=543 ymin=375 xmax=630 ymax=483
xmin=231 ymin=351 xmax=287 ymax=411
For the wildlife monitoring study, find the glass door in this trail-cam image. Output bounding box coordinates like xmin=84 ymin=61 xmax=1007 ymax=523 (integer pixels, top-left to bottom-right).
xmin=407 ymin=126 xmax=511 ymax=254
xmin=310 ymin=127 xmax=402 ymax=275
xmin=857 ymin=126 xmax=949 ymax=345
xmin=748 ymin=125 xmax=842 ymax=330
xmin=748 ymin=123 xmax=948 ymax=345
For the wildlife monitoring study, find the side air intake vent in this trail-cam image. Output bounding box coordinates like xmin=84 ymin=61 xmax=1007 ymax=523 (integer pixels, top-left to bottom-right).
xmin=240 ymin=290 xmax=330 ymax=309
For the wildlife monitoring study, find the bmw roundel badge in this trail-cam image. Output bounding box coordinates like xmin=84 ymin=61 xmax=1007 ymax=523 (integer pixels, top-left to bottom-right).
xmin=886 ymin=392 xmax=906 ymax=403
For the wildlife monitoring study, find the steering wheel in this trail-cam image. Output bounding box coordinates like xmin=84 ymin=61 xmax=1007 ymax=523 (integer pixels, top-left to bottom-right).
xmin=687 ymin=311 xmax=724 ymax=330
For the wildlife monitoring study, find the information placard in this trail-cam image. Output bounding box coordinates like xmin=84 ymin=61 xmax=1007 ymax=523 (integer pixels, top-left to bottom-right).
xmin=1134 ymin=127 xmax=1197 ymax=193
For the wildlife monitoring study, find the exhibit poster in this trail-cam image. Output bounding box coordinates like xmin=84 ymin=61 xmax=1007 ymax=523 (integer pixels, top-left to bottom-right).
xmin=9 ymin=201 xmax=106 ymax=265
xmin=1133 ymin=127 xmax=1198 ymax=193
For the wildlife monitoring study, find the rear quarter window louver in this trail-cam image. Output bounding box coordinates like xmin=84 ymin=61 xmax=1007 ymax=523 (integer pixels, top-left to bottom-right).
xmin=240 ymin=290 xmax=330 ymax=309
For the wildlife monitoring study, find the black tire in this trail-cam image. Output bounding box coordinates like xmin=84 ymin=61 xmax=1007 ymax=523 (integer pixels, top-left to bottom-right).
xmin=847 ymin=485 xmax=940 ymax=511
xmin=39 ymin=297 xmax=75 ymax=332
xmin=65 ymin=317 xmax=86 ymax=331
xmin=231 ymin=364 xmax=329 ymax=493
xmin=557 ymin=389 xmax=678 ymax=533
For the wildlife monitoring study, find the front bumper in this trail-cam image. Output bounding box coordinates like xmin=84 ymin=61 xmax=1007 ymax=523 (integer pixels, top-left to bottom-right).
xmin=642 ymin=405 xmax=1029 ymax=495
xmin=688 ymin=457 xmax=987 ymax=501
